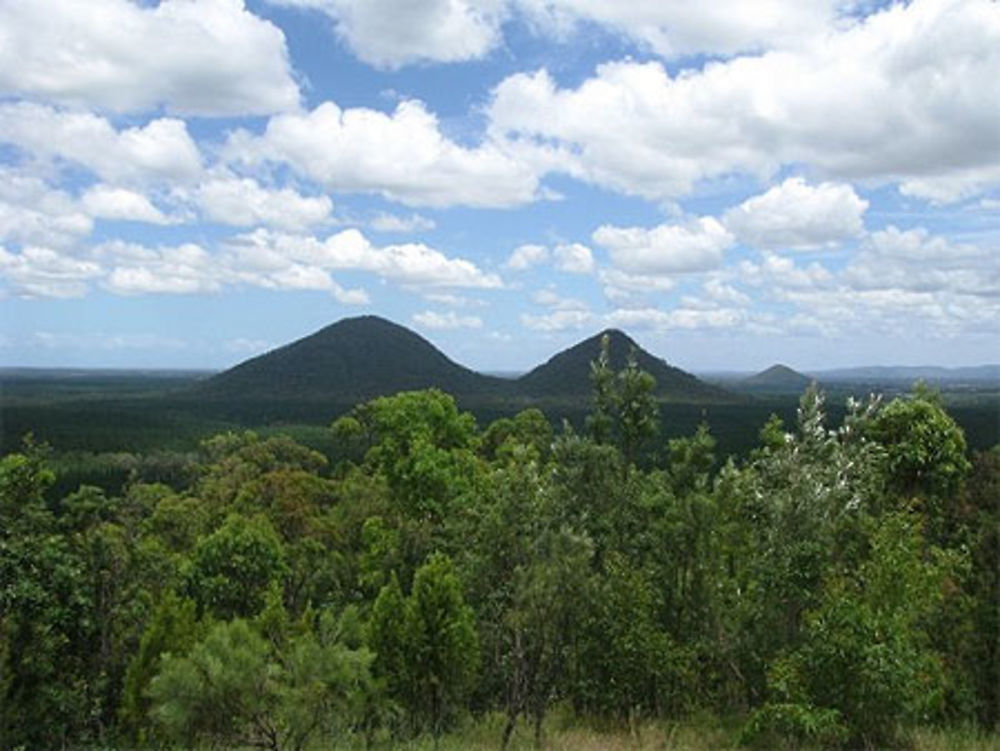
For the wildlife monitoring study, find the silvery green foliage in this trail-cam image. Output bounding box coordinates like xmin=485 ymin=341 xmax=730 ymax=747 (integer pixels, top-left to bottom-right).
xmin=720 ymin=386 xmax=889 ymax=705
xmin=754 ymin=384 xmax=887 ymax=523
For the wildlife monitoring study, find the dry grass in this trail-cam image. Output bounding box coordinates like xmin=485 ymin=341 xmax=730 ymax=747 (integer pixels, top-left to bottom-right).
xmin=358 ymin=712 xmax=740 ymax=751
xmin=538 ymin=723 xmax=738 ymax=751
xmin=352 ymin=714 xmax=1000 ymax=751
xmin=910 ymin=726 xmax=1000 ymax=751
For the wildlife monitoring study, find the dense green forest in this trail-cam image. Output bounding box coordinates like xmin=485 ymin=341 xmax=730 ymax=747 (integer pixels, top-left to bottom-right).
xmin=2 ymin=343 xmax=999 ymax=749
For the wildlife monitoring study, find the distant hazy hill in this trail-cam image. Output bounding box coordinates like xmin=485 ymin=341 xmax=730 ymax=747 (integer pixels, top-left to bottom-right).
xmin=199 ymin=316 xmax=512 ymax=401
xmin=516 ymin=329 xmax=732 ymax=402
xmin=811 ymin=365 xmax=1000 ymax=383
xmin=740 ymin=364 xmax=813 ymax=392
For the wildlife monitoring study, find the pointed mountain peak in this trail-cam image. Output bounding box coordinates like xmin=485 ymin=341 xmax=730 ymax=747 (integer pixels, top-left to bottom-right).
xmin=594 ymin=327 xmax=630 ymax=340
xmin=517 ymin=328 xmax=733 ymax=402
xmin=759 ymin=364 xmax=807 ymax=379
xmin=741 ymin=363 xmax=812 ymax=390
xmin=574 ymin=328 xmax=644 ymax=362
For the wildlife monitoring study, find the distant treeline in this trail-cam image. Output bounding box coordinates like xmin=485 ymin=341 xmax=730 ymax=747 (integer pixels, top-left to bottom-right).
xmin=3 ymin=386 xmax=999 ymax=472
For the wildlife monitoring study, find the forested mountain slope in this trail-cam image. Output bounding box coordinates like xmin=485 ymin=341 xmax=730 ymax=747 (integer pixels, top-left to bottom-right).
xmin=198 ymin=315 xmax=514 ymax=401
xmin=517 ymin=328 xmax=734 ymax=402
xmin=198 ymin=317 xmax=734 ymax=405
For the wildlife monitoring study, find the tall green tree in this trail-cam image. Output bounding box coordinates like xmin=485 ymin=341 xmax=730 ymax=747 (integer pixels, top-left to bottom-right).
xmin=367 ymin=571 xmax=410 ymax=732
xmin=572 ymin=554 xmax=674 ymax=724
xmin=500 ymin=526 xmax=591 ymax=748
xmin=1 ymin=443 xmax=92 ymax=747
xmin=617 ymin=349 xmax=659 ymax=469
xmin=720 ymin=387 xmax=887 ymax=706
xmin=186 ymin=513 xmax=288 ymax=619
xmin=119 ymin=591 xmax=201 ymax=741
xmin=585 ymin=337 xmax=659 ymax=470
xmin=958 ymin=446 xmax=1000 ymax=728
xmin=480 ymin=408 xmax=553 ymax=464
xmin=347 ymin=390 xmax=481 ymax=522
xmin=869 ymin=385 xmax=972 ymax=543
xmin=405 ymin=553 xmax=479 ymax=743
xmin=746 ymin=512 xmax=957 ymax=749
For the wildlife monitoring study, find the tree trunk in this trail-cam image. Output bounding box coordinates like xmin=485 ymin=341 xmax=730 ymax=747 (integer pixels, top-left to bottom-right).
xmin=501 ymin=709 xmax=518 ymax=750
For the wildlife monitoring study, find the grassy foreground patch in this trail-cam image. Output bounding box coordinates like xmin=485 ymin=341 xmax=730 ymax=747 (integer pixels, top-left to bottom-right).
xmin=347 ymin=713 xmax=1000 ymax=751
xmin=353 ymin=713 xmax=737 ymax=750
xmin=909 ymin=726 xmax=1000 ymax=751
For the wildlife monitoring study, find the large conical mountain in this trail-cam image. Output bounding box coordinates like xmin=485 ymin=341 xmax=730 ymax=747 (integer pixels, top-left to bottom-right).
xmin=516 ymin=329 xmax=732 ymax=402
xmin=200 ymin=315 xmax=512 ymax=401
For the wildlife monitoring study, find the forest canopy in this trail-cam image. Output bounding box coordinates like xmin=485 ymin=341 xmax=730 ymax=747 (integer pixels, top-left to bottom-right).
xmin=1 ymin=348 xmax=998 ymax=750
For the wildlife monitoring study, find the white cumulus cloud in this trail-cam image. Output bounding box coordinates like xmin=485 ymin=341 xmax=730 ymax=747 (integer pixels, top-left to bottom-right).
xmin=517 ymin=0 xmax=844 ymax=58
xmin=266 ymin=0 xmax=847 ymax=68
xmin=843 ymin=226 xmax=1000 ymax=298
xmin=738 ymin=252 xmax=834 ymax=291
xmin=100 ymin=242 xmax=222 ymax=295
xmin=520 ymin=308 xmax=593 ymax=331
xmin=194 ymin=175 xmax=332 ymax=230
xmin=593 ymin=217 xmax=734 ymax=275
xmin=268 ymin=0 xmax=506 ymax=69
xmin=225 ymin=99 xmax=539 ymax=208
xmin=82 ymin=185 xmax=172 ymax=225
xmin=93 ymin=238 xmax=370 ymax=302
xmin=489 ymin=0 xmax=1000 ymax=202
xmin=0 ymin=245 xmax=102 ymax=298
xmin=369 ymin=212 xmax=436 ymax=233
xmin=0 ymin=0 xmax=299 ymax=115
xmin=598 ymin=268 xmax=677 ymax=303
xmin=0 ymin=103 xmax=203 ymax=186
xmin=532 ymin=288 xmax=589 ymax=311
xmin=604 ymin=306 xmax=744 ymax=331
xmin=0 ymin=171 xmax=93 ymax=248
xmin=413 ymin=310 xmax=484 ymax=329
xmin=227 ymin=228 xmax=503 ymax=289
xmin=724 ymin=177 xmax=868 ymax=250
xmin=703 ymin=278 xmax=751 ymax=306
xmin=552 ymin=242 xmax=595 ymax=274
xmin=506 ymin=243 xmax=549 ymax=270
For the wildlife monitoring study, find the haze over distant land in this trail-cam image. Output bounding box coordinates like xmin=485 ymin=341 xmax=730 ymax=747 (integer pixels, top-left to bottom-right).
xmin=1 ymin=0 xmax=998 ymax=372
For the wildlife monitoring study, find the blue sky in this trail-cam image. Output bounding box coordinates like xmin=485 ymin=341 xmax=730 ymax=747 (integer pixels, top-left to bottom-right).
xmin=1 ymin=0 xmax=998 ymax=373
